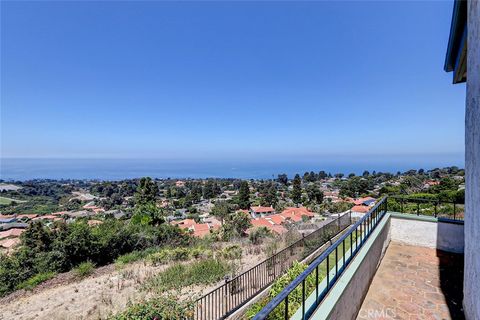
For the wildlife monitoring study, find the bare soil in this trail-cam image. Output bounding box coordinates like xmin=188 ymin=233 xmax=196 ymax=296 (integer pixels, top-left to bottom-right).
xmin=0 ymin=245 xmax=265 ymax=320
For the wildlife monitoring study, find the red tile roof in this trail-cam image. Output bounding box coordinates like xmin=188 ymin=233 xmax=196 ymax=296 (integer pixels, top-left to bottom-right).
xmin=268 ymin=214 xmax=286 ymax=225
xmin=281 ymin=207 xmax=314 ymax=217
xmin=251 ymin=206 xmax=275 ymax=213
xmin=251 ymin=218 xmax=274 ymax=228
xmin=16 ymin=214 xmax=38 ymax=219
xmin=0 ymin=228 xmax=24 ymax=239
xmin=353 ymin=197 xmax=376 ymax=206
xmin=270 ymin=225 xmax=288 ymax=235
xmin=33 ymin=215 xmax=60 ymax=221
xmin=51 ymin=211 xmax=68 ymax=216
xmin=249 ymin=220 xmax=288 ymax=235
xmin=171 ymin=218 xmax=196 ymax=229
xmin=192 ymin=223 xmax=211 ymax=238
xmin=0 ymin=238 xmax=20 ymax=249
xmin=351 ymin=205 xmax=370 ymax=213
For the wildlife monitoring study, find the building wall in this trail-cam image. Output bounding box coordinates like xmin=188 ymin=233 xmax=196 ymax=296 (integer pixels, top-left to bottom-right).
xmin=464 ymin=0 xmax=480 ymax=318
xmin=390 ymin=215 xmax=464 ymax=253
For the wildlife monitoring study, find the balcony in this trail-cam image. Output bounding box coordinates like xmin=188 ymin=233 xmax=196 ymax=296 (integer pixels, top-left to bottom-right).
xmin=252 ymin=197 xmax=465 ymax=320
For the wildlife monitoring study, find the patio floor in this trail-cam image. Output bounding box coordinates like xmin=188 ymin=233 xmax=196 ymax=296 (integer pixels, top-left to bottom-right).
xmin=357 ymin=242 xmax=464 ymax=320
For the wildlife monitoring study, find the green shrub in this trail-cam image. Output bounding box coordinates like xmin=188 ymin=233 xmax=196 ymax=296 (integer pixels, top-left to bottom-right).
xmin=15 ymin=272 xmax=56 ymax=291
xmin=148 ymin=247 xmax=212 ymax=266
xmin=110 ymin=294 xmax=194 ymax=320
xmin=245 ymin=261 xmax=314 ymax=319
xmin=148 ymin=250 xmax=171 ymax=266
xmin=221 ymin=245 xmax=242 ymax=260
xmin=145 ymin=258 xmax=231 ymax=293
xmin=249 ymin=227 xmax=271 ymax=244
xmin=170 ymin=247 xmax=190 ymax=261
xmin=74 ymin=261 xmax=95 ymax=278
xmin=115 ymin=247 xmax=160 ymax=267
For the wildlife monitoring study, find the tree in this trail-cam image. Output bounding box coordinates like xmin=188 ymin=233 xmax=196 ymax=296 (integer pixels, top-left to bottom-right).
xmin=277 ymin=174 xmax=288 ymax=186
xmin=203 ymin=180 xmax=220 ymax=199
xmin=237 ymin=181 xmax=250 ymax=209
xmin=211 ymin=201 xmax=231 ymax=224
xmin=222 ymin=212 xmax=252 ymax=240
xmin=190 ymin=185 xmax=202 ymax=203
xmin=318 ymin=171 xmax=327 ymax=180
xmin=260 ymin=183 xmax=278 ymax=207
xmin=135 ymin=177 xmax=159 ymax=206
xmin=132 ymin=202 xmax=164 ymax=226
xmin=291 ymin=174 xmax=302 ymax=204
xmin=306 ymin=185 xmax=324 ymax=204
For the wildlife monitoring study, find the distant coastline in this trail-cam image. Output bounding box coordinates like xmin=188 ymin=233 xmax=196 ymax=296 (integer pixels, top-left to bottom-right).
xmin=0 ymin=156 xmax=464 ymax=181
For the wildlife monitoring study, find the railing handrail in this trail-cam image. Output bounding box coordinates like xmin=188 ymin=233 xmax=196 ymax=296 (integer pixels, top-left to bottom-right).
xmin=195 ymin=214 xmax=346 ymax=303
xmin=253 ymin=197 xmax=387 ymax=319
xmin=389 ymin=195 xmax=464 ymax=204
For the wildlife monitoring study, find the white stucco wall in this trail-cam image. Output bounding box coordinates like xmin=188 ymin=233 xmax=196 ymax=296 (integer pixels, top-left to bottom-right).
xmin=464 ymin=0 xmax=480 ymax=318
xmin=390 ymin=216 xmax=464 ymax=253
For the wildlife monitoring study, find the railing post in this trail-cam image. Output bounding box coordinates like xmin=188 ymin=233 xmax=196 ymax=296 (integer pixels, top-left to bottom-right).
xmin=453 ymin=202 xmax=456 ymax=220
xmin=285 ymin=295 xmax=289 ymax=320
xmin=315 ymin=265 xmax=319 ymax=304
xmin=302 ymin=279 xmax=306 ymax=320
xmin=417 ymin=202 xmax=420 ymax=216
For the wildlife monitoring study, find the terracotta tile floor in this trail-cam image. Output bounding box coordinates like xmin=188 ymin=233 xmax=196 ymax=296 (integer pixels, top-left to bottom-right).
xmin=357 ymin=242 xmax=464 ymax=320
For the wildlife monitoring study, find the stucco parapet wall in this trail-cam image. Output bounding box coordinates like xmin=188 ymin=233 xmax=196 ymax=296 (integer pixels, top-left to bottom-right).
xmin=389 ymin=212 xmax=464 ymax=254
xmin=389 ymin=212 xmax=464 ymax=225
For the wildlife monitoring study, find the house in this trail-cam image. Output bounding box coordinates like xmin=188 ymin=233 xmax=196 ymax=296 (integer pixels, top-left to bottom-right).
xmin=171 ymin=218 xmax=196 ymax=230
xmin=171 ymin=218 xmax=219 ymax=238
xmin=87 ymin=220 xmax=103 ymax=226
xmin=350 ymin=205 xmax=371 ymax=218
xmin=0 ymin=228 xmax=24 ymax=239
xmin=32 ymin=215 xmax=62 ymax=221
xmin=250 ymin=218 xmax=288 ymax=235
xmin=0 ymin=238 xmax=20 ymax=250
xmin=175 ymin=180 xmax=186 ymax=187
xmin=280 ymin=207 xmax=314 ymax=222
xmin=423 ymin=180 xmax=441 ymax=189
xmin=444 ymin=0 xmax=479 ymax=316
xmin=16 ymin=214 xmax=38 ymax=221
xmin=202 ymin=216 xmax=222 ymax=227
xmin=67 ymin=210 xmax=95 ymax=219
xmin=268 ymin=214 xmax=286 ymax=225
xmin=353 ymin=197 xmax=376 ymax=206
xmin=191 ymin=223 xmax=211 ymax=238
xmin=324 ymin=191 xmax=340 ymax=202
xmin=0 ymin=222 xmax=29 ymax=231
xmin=104 ymin=209 xmax=127 ymax=219
xmin=51 ymin=211 xmax=68 ymax=216
xmin=250 ymin=206 xmax=275 ymax=218
xmin=0 ymin=217 xmax=17 ymax=224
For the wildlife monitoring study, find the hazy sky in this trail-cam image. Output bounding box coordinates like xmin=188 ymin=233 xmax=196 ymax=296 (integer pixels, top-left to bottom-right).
xmin=1 ymin=1 xmax=466 ymax=162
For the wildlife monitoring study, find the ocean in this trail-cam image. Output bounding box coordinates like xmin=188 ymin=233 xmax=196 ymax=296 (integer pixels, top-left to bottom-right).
xmin=0 ymin=155 xmax=464 ymax=181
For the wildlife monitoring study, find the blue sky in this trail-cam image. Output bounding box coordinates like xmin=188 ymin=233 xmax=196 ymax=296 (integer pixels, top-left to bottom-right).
xmin=1 ymin=1 xmax=466 ymax=163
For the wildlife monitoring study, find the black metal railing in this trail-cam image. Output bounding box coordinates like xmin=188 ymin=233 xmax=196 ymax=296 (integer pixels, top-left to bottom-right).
xmin=193 ymin=213 xmax=352 ymax=320
xmin=388 ymin=195 xmax=464 ymax=221
xmin=253 ymin=198 xmax=388 ymax=320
